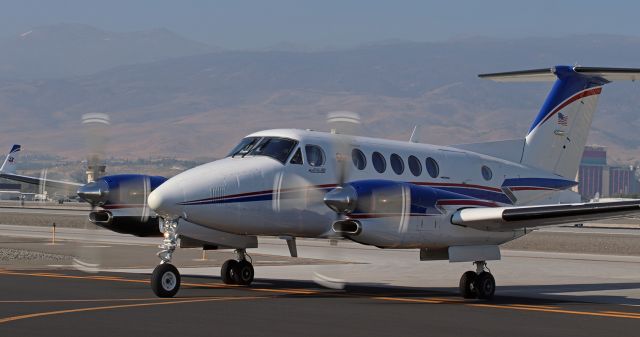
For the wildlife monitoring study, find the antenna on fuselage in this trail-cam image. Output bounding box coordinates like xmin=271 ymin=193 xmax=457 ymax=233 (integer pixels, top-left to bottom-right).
xmin=409 ymin=125 xmax=420 ymax=143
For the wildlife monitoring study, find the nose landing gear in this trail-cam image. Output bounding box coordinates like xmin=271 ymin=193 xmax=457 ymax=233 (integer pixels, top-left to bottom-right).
xmin=220 ymin=249 xmax=255 ymax=286
xmin=151 ymin=218 xmax=181 ymax=298
xmin=459 ymin=261 xmax=495 ymax=300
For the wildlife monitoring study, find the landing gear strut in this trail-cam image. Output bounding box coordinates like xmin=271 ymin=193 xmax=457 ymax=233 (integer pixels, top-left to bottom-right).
xmin=151 ymin=218 xmax=181 ymax=298
xmin=459 ymin=261 xmax=495 ymax=300
xmin=220 ymin=248 xmax=254 ymax=286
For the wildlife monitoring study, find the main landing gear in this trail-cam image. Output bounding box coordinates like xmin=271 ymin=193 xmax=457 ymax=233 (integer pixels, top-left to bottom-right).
xmin=150 ymin=218 xmax=256 ymax=297
xmin=220 ymin=249 xmax=255 ymax=286
xmin=459 ymin=261 xmax=495 ymax=300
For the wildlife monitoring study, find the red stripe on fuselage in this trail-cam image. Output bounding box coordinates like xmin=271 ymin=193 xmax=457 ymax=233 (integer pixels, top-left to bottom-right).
xmin=180 ymin=183 xmax=338 ymax=205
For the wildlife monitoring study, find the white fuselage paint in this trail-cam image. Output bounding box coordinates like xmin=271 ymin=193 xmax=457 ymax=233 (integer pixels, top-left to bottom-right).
xmin=151 ymin=129 xmax=568 ymax=249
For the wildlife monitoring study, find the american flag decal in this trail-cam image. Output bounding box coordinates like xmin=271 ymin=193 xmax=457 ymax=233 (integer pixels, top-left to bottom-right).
xmin=557 ymin=112 xmax=568 ymax=126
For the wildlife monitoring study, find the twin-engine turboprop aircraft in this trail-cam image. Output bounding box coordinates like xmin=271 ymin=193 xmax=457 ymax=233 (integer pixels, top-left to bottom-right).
xmin=3 ymin=65 xmax=640 ymax=300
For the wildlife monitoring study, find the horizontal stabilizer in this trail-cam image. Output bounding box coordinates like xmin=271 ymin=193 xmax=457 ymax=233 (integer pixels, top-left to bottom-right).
xmin=451 ymin=200 xmax=640 ymax=231
xmin=479 ymin=66 xmax=640 ymax=82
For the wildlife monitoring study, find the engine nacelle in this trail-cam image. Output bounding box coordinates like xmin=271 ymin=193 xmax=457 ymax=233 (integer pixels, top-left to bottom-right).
xmin=89 ymin=210 xmax=162 ymax=237
xmin=332 ymin=180 xmax=493 ymax=248
xmin=78 ymin=174 xmax=168 ymax=237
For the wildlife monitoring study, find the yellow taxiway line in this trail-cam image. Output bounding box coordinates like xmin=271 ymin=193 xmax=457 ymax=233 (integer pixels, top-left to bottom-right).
xmin=0 ymin=296 xmax=266 ymax=324
xmin=1 ymin=269 xmax=640 ymax=323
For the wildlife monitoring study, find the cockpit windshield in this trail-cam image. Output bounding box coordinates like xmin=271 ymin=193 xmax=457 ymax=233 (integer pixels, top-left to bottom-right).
xmin=249 ymin=137 xmax=298 ymax=163
xmin=228 ymin=136 xmax=298 ymax=164
xmin=228 ymin=137 xmax=260 ymax=157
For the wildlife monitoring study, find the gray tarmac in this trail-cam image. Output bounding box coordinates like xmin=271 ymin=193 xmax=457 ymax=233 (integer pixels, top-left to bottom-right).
xmin=0 ymin=268 xmax=639 ymax=337
xmin=1 ymin=208 xmax=640 ymax=336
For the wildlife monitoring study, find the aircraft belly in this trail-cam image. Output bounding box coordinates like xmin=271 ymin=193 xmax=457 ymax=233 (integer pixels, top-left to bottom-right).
xmin=183 ymin=200 xmax=330 ymax=237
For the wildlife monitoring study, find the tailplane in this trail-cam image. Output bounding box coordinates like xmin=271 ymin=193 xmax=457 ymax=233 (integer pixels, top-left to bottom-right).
xmin=0 ymin=144 xmax=21 ymax=174
xmin=480 ymin=66 xmax=640 ymax=179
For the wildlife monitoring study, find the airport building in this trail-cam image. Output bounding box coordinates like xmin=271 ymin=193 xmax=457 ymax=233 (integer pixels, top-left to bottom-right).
xmin=577 ymin=146 xmax=640 ymax=199
xmin=0 ymin=183 xmax=21 ymax=200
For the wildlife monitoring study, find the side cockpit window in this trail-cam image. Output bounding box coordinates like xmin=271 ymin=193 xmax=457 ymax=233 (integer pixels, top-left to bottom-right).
xmin=305 ymin=145 xmax=325 ymax=167
xmin=290 ymin=148 xmax=303 ymax=165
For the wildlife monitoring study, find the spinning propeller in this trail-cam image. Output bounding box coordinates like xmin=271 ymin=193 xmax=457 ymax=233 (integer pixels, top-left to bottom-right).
xmin=73 ymin=113 xmax=112 ymax=273
xmin=311 ymin=111 xmax=364 ymax=289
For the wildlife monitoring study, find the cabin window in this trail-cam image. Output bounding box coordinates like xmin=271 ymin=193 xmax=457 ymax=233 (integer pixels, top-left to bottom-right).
xmin=481 ymin=165 xmax=493 ymax=181
xmin=425 ymin=157 xmax=439 ymax=178
xmin=228 ymin=137 xmax=261 ymax=157
xmin=352 ymin=149 xmax=367 ymax=170
xmin=390 ymin=153 xmax=404 ymax=175
xmin=372 ymin=151 xmax=386 ymax=173
xmin=305 ymin=145 xmax=325 ymax=167
xmin=249 ymin=137 xmax=298 ymax=164
xmin=290 ymin=148 xmax=303 ymax=165
xmin=408 ymin=155 xmax=422 ymax=176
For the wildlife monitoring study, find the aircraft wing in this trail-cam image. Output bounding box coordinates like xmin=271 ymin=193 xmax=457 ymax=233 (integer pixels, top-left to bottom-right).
xmin=0 ymin=172 xmax=83 ymax=190
xmin=450 ymin=200 xmax=640 ymax=231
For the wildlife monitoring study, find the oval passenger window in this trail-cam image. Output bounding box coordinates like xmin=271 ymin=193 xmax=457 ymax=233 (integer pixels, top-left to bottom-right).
xmin=481 ymin=165 xmax=493 ymax=181
xmin=425 ymin=157 xmax=439 ymax=178
xmin=408 ymin=155 xmax=422 ymax=176
xmin=352 ymin=149 xmax=367 ymax=170
xmin=390 ymin=153 xmax=404 ymax=175
xmin=372 ymin=152 xmax=386 ymax=173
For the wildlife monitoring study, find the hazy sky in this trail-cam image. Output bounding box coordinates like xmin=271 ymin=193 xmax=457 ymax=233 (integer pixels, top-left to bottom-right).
xmin=1 ymin=0 xmax=639 ymax=49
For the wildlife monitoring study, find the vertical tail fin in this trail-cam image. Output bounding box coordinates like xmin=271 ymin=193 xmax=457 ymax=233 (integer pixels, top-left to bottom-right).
xmin=480 ymin=66 xmax=640 ymax=179
xmin=0 ymin=144 xmax=21 ymax=174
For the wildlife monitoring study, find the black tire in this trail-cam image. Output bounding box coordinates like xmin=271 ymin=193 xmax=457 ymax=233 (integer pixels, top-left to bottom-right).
xmin=459 ymin=271 xmax=478 ymax=299
xmin=221 ymin=259 xmax=239 ymax=284
xmin=475 ymin=272 xmax=496 ymax=300
xmin=233 ymin=260 xmax=254 ymax=286
xmin=151 ymin=263 xmax=180 ymax=298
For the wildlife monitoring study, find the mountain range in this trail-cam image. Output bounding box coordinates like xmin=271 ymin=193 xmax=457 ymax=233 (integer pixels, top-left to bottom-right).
xmin=1 ymin=24 xmax=640 ymax=165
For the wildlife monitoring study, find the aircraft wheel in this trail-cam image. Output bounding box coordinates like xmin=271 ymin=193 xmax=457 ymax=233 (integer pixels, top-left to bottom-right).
xmin=221 ymin=259 xmax=239 ymax=284
xmin=459 ymin=271 xmax=478 ymax=299
xmin=233 ymin=260 xmax=254 ymax=286
xmin=151 ymin=263 xmax=180 ymax=298
xmin=475 ymin=272 xmax=496 ymax=300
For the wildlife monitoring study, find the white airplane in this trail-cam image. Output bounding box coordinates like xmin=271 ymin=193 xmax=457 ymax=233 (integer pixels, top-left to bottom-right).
xmin=3 ymin=65 xmax=640 ymax=300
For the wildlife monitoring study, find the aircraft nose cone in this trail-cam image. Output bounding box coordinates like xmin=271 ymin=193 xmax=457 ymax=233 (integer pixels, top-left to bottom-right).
xmin=148 ymin=182 xmax=182 ymax=218
xmin=77 ymin=180 xmax=109 ymax=205
xmin=323 ymin=185 xmax=357 ymax=214
xmin=147 ymin=189 xmax=168 ymax=213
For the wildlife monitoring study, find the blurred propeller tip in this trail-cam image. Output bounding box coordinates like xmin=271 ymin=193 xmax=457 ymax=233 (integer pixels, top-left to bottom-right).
xmin=72 ymin=258 xmax=101 ymax=274
xmin=82 ymin=112 xmax=111 ymax=125
xmin=313 ymin=272 xmax=346 ymax=290
xmin=327 ymin=111 xmax=361 ymax=126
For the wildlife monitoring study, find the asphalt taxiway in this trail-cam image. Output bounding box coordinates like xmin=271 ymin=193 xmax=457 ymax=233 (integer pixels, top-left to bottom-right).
xmin=1 ymin=268 xmax=639 ymax=337
xmin=0 ymin=222 xmax=639 ymax=336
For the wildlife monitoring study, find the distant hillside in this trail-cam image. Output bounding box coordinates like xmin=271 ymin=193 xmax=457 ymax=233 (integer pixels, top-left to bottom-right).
xmin=1 ymin=34 xmax=640 ymax=164
xmin=0 ymin=23 xmax=217 ymax=79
